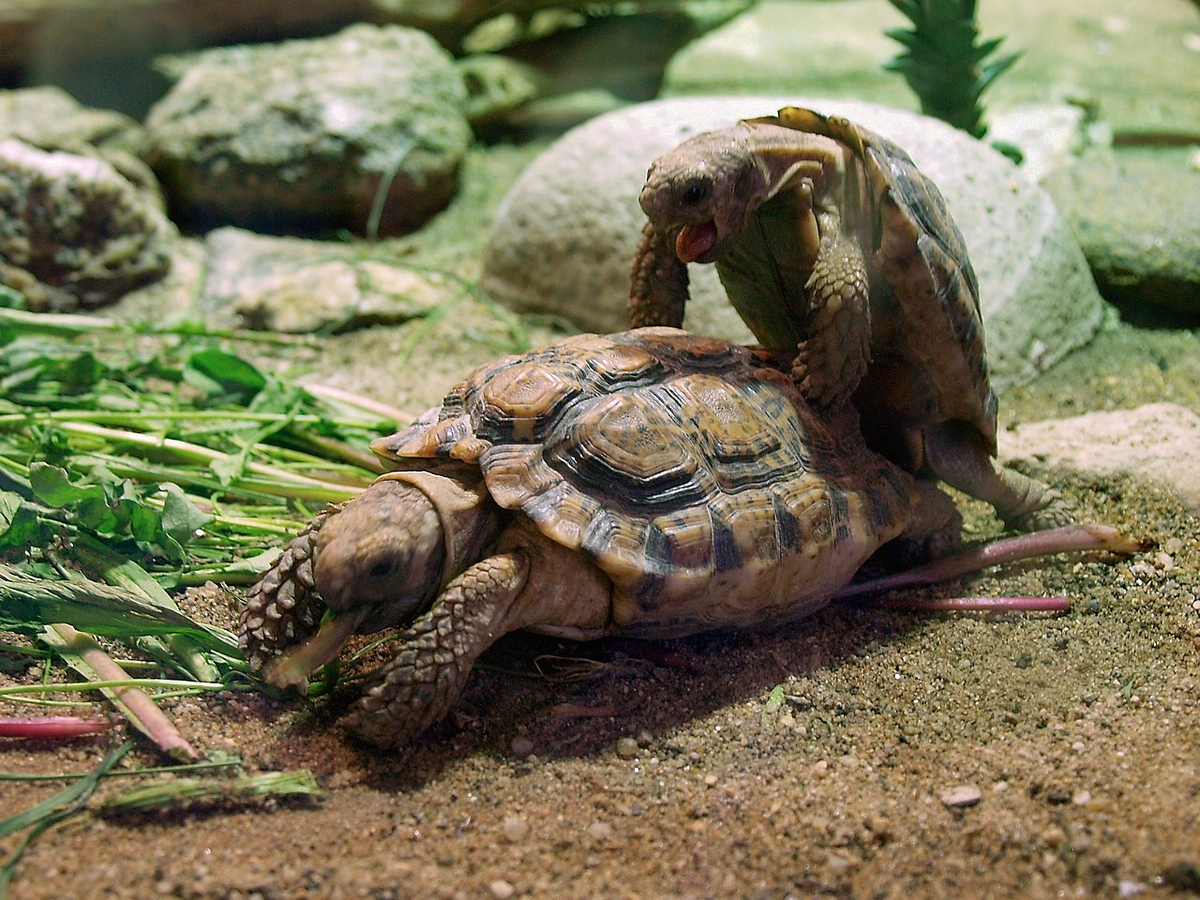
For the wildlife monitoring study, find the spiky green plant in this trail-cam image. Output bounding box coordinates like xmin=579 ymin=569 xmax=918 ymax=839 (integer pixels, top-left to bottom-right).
xmin=884 ymin=0 xmax=1020 ymax=138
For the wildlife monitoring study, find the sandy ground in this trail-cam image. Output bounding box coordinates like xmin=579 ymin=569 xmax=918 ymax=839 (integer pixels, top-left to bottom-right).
xmin=4 ymin=7 xmax=1200 ymax=895
xmin=3 ymin=295 xmax=1199 ymax=900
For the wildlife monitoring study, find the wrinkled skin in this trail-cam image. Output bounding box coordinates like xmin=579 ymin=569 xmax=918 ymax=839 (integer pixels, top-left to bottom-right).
xmin=630 ymin=107 xmax=1072 ymax=532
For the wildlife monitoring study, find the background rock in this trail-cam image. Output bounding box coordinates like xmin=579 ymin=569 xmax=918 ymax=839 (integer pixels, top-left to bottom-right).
xmin=141 ymin=24 xmax=470 ymax=236
xmin=1001 ymin=402 xmax=1200 ymax=512
xmin=1042 ymin=149 xmax=1200 ymax=317
xmin=662 ymin=0 xmax=1200 ymax=135
xmin=202 ymin=227 xmax=458 ymax=333
xmin=482 ymin=96 xmax=1106 ymax=391
xmin=0 ymin=138 xmax=173 ymax=311
xmin=0 ymin=85 xmax=143 ymax=154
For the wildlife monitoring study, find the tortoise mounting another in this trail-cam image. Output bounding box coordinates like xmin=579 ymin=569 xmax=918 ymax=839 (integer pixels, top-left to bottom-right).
xmin=631 ymin=105 xmax=1071 ymax=532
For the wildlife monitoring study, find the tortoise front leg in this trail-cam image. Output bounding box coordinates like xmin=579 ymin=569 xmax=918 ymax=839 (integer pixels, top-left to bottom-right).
xmin=342 ymin=551 xmax=531 ymax=748
xmin=239 ymin=505 xmax=339 ymax=671
xmin=629 ymin=221 xmax=689 ymax=328
xmin=923 ymin=421 xmax=1075 ymax=531
xmin=792 ymin=232 xmax=872 ymax=408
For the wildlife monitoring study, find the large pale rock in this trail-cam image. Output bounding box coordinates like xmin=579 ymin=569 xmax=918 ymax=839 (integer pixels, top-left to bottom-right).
xmin=482 ymin=96 xmax=1106 ymax=390
xmin=141 ymin=24 xmax=470 ymax=236
xmin=0 ymin=139 xmax=173 ymax=311
xmin=1043 ymin=151 xmax=1200 ymax=316
xmin=203 ymin=228 xmax=457 ymax=333
xmin=1000 ymin=403 xmax=1200 ymax=513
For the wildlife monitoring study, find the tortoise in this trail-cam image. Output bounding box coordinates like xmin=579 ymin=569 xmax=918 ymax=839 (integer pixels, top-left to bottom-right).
xmin=238 ymin=328 xmax=1130 ymax=747
xmin=630 ymin=105 xmax=1068 ymax=532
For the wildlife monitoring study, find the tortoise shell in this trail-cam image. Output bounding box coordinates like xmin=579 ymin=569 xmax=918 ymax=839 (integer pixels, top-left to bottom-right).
xmin=371 ymin=327 xmax=916 ymax=635
xmin=751 ymin=106 xmax=999 ymax=454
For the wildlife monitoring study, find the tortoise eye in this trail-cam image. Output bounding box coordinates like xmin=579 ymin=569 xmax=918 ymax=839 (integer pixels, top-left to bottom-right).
xmin=680 ymin=182 xmax=709 ymax=205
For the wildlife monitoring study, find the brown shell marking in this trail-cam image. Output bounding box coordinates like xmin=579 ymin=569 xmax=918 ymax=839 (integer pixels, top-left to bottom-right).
xmin=758 ymin=106 xmax=998 ymax=451
xmin=376 ymin=328 xmax=916 ymax=635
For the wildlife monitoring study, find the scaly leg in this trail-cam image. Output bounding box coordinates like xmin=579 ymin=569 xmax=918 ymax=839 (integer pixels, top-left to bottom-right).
xmin=629 ymin=222 xmax=689 ymax=328
xmin=342 ymin=552 xmax=530 ymax=748
xmin=924 ymin=420 xmax=1075 ymax=531
xmin=239 ymin=504 xmax=339 ymax=672
xmin=793 ymin=234 xmax=871 ymax=408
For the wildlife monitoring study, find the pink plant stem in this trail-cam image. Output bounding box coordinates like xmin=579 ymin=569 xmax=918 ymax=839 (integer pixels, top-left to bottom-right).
xmin=0 ymin=716 xmax=113 ymax=738
xmin=836 ymin=523 xmax=1145 ymax=602
xmin=52 ymin=623 xmax=199 ymax=761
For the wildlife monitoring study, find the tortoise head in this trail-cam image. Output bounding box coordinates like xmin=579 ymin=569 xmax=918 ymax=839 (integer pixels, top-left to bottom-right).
xmin=313 ymin=478 xmax=449 ymax=633
xmin=639 ymin=125 xmax=772 ymax=265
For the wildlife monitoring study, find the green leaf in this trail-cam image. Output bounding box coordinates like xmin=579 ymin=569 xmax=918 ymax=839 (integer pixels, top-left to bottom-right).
xmin=0 ymin=491 xmax=46 ymax=549
xmin=98 ymin=769 xmax=320 ymax=814
xmin=28 ymin=462 xmax=105 ymax=508
xmin=68 ymin=533 xmax=178 ymax=610
xmin=160 ymin=483 xmax=214 ymax=545
xmin=0 ymin=284 xmax=25 ymax=311
xmin=186 ymin=348 xmax=266 ymax=402
xmin=0 ymin=566 xmax=240 ymax=656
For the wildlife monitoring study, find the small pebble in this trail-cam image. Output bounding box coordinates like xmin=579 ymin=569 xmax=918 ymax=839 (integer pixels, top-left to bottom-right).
xmin=510 ymin=735 xmax=534 ymax=757
xmin=703 ymin=773 xmax=719 ymax=787
xmin=587 ymin=821 xmax=613 ymax=841
xmin=939 ymin=785 xmax=982 ymax=808
xmin=489 ymin=879 xmax=515 ymax=900
xmin=810 ymin=760 xmax=829 ymax=777
xmin=1041 ymin=825 xmax=1067 ymax=846
xmin=1119 ymin=880 xmax=1148 ymax=899
xmin=615 ymin=737 xmax=639 ymax=759
xmin=1073 ymin=790 xmax=1092 ymax=806
xmin=501 ymin=816 xmax=529 ymax=843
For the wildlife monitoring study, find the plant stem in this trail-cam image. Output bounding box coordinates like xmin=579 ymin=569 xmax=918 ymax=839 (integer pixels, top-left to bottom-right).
xmin=37 ymin=625 xmax=199 ymax=761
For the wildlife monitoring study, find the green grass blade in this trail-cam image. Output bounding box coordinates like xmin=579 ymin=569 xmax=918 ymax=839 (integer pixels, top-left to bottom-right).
xmin=0 ymin=741 xmax=134 ymax=895
xmin=98 ymin=769 xmax=321 ymax=814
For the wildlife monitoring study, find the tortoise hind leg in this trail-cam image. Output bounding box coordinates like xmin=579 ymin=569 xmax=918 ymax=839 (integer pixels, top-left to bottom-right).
xmin=923 ymin=420 xmax=1074 ymax=532
xmin=793 ymin=234 xmax=871 ymax=408
xmin=867 ymin=479 xmax=962 ymax=574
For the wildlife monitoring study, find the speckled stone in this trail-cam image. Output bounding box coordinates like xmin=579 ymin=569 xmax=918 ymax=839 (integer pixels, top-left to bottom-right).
xmin=0 ymin=139 xmax=172 ymax=311
xmin=141 ymin=24 xmax=470 ymax=236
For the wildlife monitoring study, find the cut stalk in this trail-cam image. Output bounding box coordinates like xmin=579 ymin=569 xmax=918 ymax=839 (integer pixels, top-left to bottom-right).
xmin=39 ymin=624 xmax=199 ymax=761
xmin=0 ymin=716 xmax=112 ymax=738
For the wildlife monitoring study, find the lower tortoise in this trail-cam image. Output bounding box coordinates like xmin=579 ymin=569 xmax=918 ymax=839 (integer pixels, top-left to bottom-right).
xmin=239 ymin=328 xmax=1136 ymax=747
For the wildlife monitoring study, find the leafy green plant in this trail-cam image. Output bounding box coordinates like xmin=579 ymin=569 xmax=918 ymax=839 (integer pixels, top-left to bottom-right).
xmin=0 ymin=307 xmax=408 ymax=748
xmin=885 ymin=0 xmax=1020 ymax=138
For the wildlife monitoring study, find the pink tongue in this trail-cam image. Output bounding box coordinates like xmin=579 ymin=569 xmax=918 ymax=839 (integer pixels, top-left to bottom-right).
xmin=675 ymin=221 xmax=718 ymax=263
